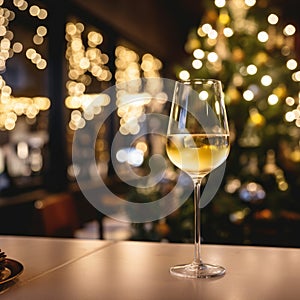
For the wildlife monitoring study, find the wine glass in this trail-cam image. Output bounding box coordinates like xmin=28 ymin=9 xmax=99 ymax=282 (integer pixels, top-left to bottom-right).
xmin=166 ymin=79 xmax=230 ymax=278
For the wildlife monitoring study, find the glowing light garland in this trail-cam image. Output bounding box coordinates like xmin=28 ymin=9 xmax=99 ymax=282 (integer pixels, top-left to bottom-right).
xmin=65 ymin=21 xmax=112 ymax=130
xmin=180 ymin=0 xmax=300 ymax=128
xmin=0 ymin=0 xmax=49 ymax=130
xmin=115 ymin=45 xmax=164 ymax=136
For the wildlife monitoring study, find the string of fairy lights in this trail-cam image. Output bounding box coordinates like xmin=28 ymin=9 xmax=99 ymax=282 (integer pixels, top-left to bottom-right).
xmin=0 ymin=0 xmax=49 ymax=130
xmin=65 ymin=29 xmax=165 ymax=134
xmin=113 ymin=45 xmax=166 ymax=167
xmin=115 ymin=45 xmax=164 ymax=136
xmin=64 ymin=21 xmax=112 ymax=131
xmin=179 ymin=0 xmax=300 ymax=128
xmin=1 ymin=1 xmax=164 ymax=134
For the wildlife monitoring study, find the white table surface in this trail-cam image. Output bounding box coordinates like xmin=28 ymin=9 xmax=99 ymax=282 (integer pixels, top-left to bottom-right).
xmin=1 ymin=236 xmax=300 ymax=300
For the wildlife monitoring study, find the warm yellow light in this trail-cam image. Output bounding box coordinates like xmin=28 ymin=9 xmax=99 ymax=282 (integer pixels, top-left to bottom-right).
xmin=90 ymin=65 xmax=102 ymax=77
xmin=223 ymin=27 xmax=234 ymax=37
xmin=13 ymin=0 xmax=23 ymax=8
xmin=36 ymin=59 xmax=47 ymax=70
xmin=199 ymin=91 xmax=209 ymax=101
xmin=285 ymin=97 xmax=295 ymax=106
xmin=13 ymin=103 xmax=25 ymax=115
xmin=268 ymin=14 xmax=279 ymax=25
xmin=268 ymin=94 xmax=279 ymax=105
xmin=285 ymin=111 xmax=295 ymax=122
xmin=71 ymin=39 xmax=83 ymax=51
xmin=33 ymin=97 xmax=51 ymax=110
xmin=65 ymin=96 xmax=81 ymax=109
xmin=219 ymin=12 xmax=230 ymax=25
xmin=26 ymin=48 xmax=36 ymax=59
xmin=26 ymin=105 xmax=39 ymax=118
xmin=141 ymin=60 xmax=153 ymax=72
xmin=129 ymin=123 xmax=140 ymax=135
xmin=214 ymin=0 xmax=226 ymax=8
xmin=243 ymin=90 xmax=254 ymax=101
xmin=65 ymin=94 xmax=110 ymax=110
xmin=283 ymin=24 xmax=296 ymax=36
xmin=77 ymin=117 xmax=86 ymax=129
xmin=12 ymin=42 xmax=23 ymax=53
xmin=292 ymin=71 xmax=300 ymax=82
xmin=245 ymin=0 xmax=256 ymax=7
xmin=196 ymin=26 xmax=206 ymax=37
xmin=1 ymin=38 xmax=10 ymax=50
xmin=114 ymin=45 xmax=163 ymax=134
xmin=257 ymin=31 xmax=269 ymax=42
xmin=19 ymin=1 xmax=28 ymax=11
xmin=179 ymin=70 xmax=190 ymax=80
xmin=75 ymin=82 xmax=86 ymax=95
xmin=202 ymin=23 xmax=212 ymax=34
xmin=208 ymin=30 xmax=218 ymax=39
xmin=4 ymin=118 xmax=15 ymax=130
xmin=286 ymin=59 xmax=297 ymax=70
xmin=6 ymin=30 xmax=14 ymax=41
xmin=31 ymin=53 xmax=41 ymax=64
xmin=135 ymin=141 xmax=148 ymax=153
xmin=94 ymin=94 xmax=110 ymax=106
xmin=2 ymin=85 xmax=12 ymax=96
xmin=193 ymin=49 xmax=205 ymax=59
xmin=38 ymin=9 xmax=48 ymax=20
xmin=7 ymin=112 xmax=17 ymax=122
xmin=278 ymin=181 xmax=288 ymax=191
xmin=76 ymin=23 xmax=84 ymax=33
xmin=247 ymin=64 xmax=257 ymax=75
xmin=207 ymin=52 xmax=218 ymax=62
xmin=101 ymin=53 xmax=109 ymax=64
xmin=87 ymin=31 xmax=103 ymax=46
xmin=249 ymin=108 xmax=265 ymax=126
xmin=33 ymin=35 xmax=43 ymax=45
xmin=29 ymin=5 xmax=40 ymax=16
xmin=192 ymin=59 xmax=203 ymax=69
xmin=79 ymin=57 xmax=90 ymax=69
xmin=0 ymin=25 xmax=6 ymax=36
xmin=261 ymin=75 xmax=272 ymax=86
xmin=273 ymin=85 xmax=286 ymax=98
xmin=86 ymin=48 xmax=98 ymax=60
xmin=66 ymin=23 xmax=77 ymax=35
xmin=37 ymin=26 xmax=47 ymax=37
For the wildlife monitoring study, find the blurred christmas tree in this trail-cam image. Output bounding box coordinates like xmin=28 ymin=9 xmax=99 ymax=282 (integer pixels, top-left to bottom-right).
xmin=129 ymin=0 xmax=300 ymax=246
xmin=171 ymin=0 xmax=300 ymax=246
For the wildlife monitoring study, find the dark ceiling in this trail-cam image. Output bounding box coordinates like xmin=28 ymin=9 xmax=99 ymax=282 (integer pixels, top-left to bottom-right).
xmin=38 ymin=0 xmax=299 ymax=70
xmin=70 ymin=0 xmax=299 ymax=65
xmin=70 ymin=0 xmax=204 ymax=66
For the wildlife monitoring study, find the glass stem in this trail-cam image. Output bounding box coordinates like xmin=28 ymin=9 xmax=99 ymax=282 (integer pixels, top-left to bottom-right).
xmin=193 ymin=178 xmax=203 ymax=266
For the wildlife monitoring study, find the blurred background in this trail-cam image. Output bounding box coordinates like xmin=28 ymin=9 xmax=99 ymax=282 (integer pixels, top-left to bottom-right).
xmin=0 ymin=0 xmax=299 ymax=247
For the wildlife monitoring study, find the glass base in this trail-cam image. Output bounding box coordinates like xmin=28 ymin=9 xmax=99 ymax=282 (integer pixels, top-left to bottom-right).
xmin=170 ymin=262 xmax=225 ymax=279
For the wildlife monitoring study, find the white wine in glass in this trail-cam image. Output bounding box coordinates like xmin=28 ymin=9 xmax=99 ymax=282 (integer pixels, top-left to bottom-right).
xmin=166 ymin=79 xmax=230 ymax=278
